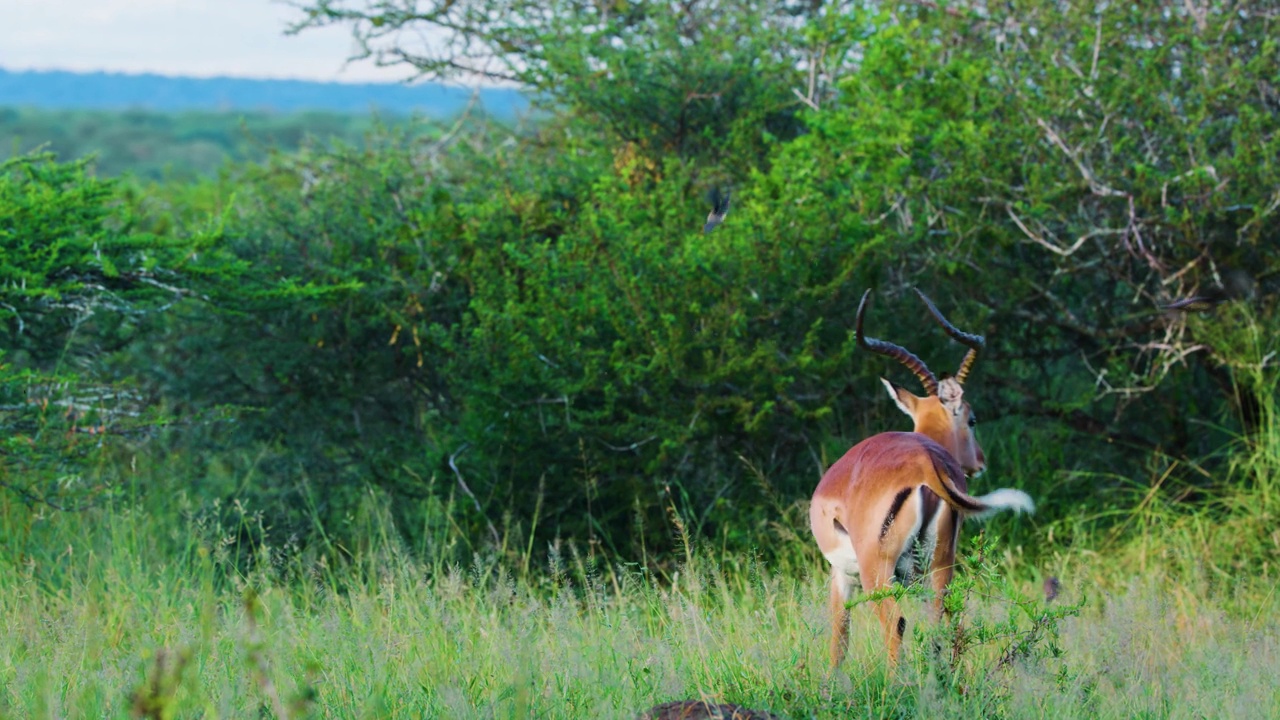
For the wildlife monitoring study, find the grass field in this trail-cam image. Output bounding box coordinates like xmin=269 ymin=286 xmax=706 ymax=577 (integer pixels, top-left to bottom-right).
xmin=3 ymin=484 xmax=1277 ymax=720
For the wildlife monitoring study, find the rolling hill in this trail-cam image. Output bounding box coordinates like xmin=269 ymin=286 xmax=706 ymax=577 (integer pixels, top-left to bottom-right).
xmin=0 ymin=67 xmax=527 ymax=118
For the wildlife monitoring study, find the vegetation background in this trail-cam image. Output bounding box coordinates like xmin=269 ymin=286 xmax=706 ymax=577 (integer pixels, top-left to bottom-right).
xmin=2 ymin=0 xmax=1278 ymax=717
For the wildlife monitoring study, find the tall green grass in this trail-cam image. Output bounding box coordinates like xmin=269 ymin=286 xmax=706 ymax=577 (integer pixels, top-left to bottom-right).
xmin=2 ymin=467 xmax=1277 ymax=719
xmin=4 ymin=305 xmax=1277 ymax=717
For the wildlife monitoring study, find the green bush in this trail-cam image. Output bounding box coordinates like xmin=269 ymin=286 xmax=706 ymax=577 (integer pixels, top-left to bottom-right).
xmin=0 ymin=152 xmax=223 ymax=508
xmin=104 ymin=1 xmax=1280 ymax=567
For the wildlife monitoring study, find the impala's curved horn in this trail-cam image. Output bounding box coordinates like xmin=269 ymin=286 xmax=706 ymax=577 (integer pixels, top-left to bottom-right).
xmin=856 ymin=289 xmax=939 ymax=396
xmin=913 ymin=288 xmax=985 ymax=384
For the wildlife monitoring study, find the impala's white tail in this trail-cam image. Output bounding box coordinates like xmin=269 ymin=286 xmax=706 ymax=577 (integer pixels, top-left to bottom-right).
xmin=970 ymin=488 xmax=1035 ymax=521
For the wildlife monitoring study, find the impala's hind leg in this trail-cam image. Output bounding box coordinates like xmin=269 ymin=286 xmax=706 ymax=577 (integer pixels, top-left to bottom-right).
xmin=854 ymin=544 xmax=909 ymax=668
xmin=828 ymin=566 xmax=855 ymax=668
xmin=858 ymin=490 xmax=922 ymax=669
xmin=864 ymin=573 xmax=906 ymax=666
xmin=923 ymin=506 xmax=962 ymax=664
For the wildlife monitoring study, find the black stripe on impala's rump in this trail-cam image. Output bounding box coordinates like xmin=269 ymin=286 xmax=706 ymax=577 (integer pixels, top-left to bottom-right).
xmin=897 ymin=616 xmax=907 ymax=638
xmin=879 ymin=487 xmax=914 ymax=540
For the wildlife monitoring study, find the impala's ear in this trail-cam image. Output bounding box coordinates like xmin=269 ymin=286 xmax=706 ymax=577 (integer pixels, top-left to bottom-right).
xmin=881 ymin=378 xmax=919 ymax=418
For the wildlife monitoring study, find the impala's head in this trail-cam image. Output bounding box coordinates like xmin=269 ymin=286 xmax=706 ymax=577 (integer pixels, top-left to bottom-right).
xmin=857 ymin=289 xmax=987 ymax=477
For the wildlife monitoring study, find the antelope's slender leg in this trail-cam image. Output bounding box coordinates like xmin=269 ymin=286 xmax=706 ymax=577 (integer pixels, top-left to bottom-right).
xmin=924 ymin=507 xmax=962 ymax=665
xmin=856 ymin=544 xmax=909 ymax=669
xmin=828 ymin=566 xmax=854 ymax=668
xmin=866 ymin=583 xmax=906 ymax=667
xmin=927 ymin=507 xmax=961 ymax=621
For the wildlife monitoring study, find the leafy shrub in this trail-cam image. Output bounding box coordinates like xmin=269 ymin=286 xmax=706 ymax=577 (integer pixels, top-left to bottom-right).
xmin=0 ymin=152 xmax=225 ymax=508
xmin=123 ymin=1 xmax=1280 ymax=567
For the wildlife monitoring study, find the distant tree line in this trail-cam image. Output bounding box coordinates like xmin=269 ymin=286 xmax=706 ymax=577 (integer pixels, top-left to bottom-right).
xmin=0 ymin=68 xmax=526 ymax=117
xmin=0 ymin=107 xmax=446 ymax=180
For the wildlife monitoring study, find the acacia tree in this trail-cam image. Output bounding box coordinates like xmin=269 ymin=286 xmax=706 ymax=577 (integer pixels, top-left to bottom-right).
xmin=288 ymin=0 xmax=830 ymax=168
xmin=757 ymin=0 xmax=1280 ymax=477
xmin=0 ymin=153 xmax=218 ymax=507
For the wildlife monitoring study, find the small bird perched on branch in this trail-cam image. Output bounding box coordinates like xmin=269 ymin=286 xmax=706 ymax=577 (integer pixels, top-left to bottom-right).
xmin=703 ymin=187 xmax=731 ymax=233
xmin=1163 ymin=288 xmax=1230 ymax=312
xmin=1163 ymin=268 xmax=1257 ymax=312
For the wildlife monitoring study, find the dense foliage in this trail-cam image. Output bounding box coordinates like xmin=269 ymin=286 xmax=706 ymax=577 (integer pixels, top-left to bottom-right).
xmin=0 ymin=153 xmax=215 ymax=507
xmin=3 ymin=0 xmax=1278 ymax=573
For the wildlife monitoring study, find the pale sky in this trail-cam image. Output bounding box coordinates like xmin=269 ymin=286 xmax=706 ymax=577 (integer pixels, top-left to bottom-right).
xmin=2 ymin=0 xmax=421 ymax=83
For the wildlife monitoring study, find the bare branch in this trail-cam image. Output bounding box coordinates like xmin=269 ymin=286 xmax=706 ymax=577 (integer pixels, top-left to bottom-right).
xmin=1006 ymin=206 xmax=1123 ymax=257
xmin=449 ymin=442 xmax=501 ymax=547
xmin=791 ymin=87 xmax=820 ymax=111
xmin=1035 ymin=117 xmax=1125 ymax=198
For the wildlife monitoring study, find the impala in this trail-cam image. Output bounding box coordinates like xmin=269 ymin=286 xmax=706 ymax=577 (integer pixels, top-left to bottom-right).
xmin=809 ymin=288 xmax=1034 ymax=668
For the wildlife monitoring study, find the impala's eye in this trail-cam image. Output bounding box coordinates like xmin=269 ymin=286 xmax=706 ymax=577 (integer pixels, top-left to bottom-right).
xmin=968 ymin=415 xmax=977 ymax=428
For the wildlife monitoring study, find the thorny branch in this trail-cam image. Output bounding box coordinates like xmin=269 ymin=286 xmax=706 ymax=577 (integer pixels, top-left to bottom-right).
xmin=449 ymin=442 xmax=502 ymax=547
xmin=1006 ymin=206 xmax=1125 ymax=257
xmin=1035 ymin=117 xmax=1125 ymax=198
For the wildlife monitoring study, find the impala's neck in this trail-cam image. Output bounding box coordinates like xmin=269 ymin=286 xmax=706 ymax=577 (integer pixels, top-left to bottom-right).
xmin=886 ymin=376 xmax=984 ymax=476
xmin=911 ymin=402 xmax=964 ymax=460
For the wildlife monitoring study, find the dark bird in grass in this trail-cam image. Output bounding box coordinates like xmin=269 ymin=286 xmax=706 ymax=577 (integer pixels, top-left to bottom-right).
xmin=1044 ymin=576 xmax=1060 ymax=603
xmin=1164 ymin=268 xmax=1257 ymax=312
xmin=703 ymin=187 xmax=731 ymax=233
xmin=638 ymin=700 xmax=778 ymax=720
